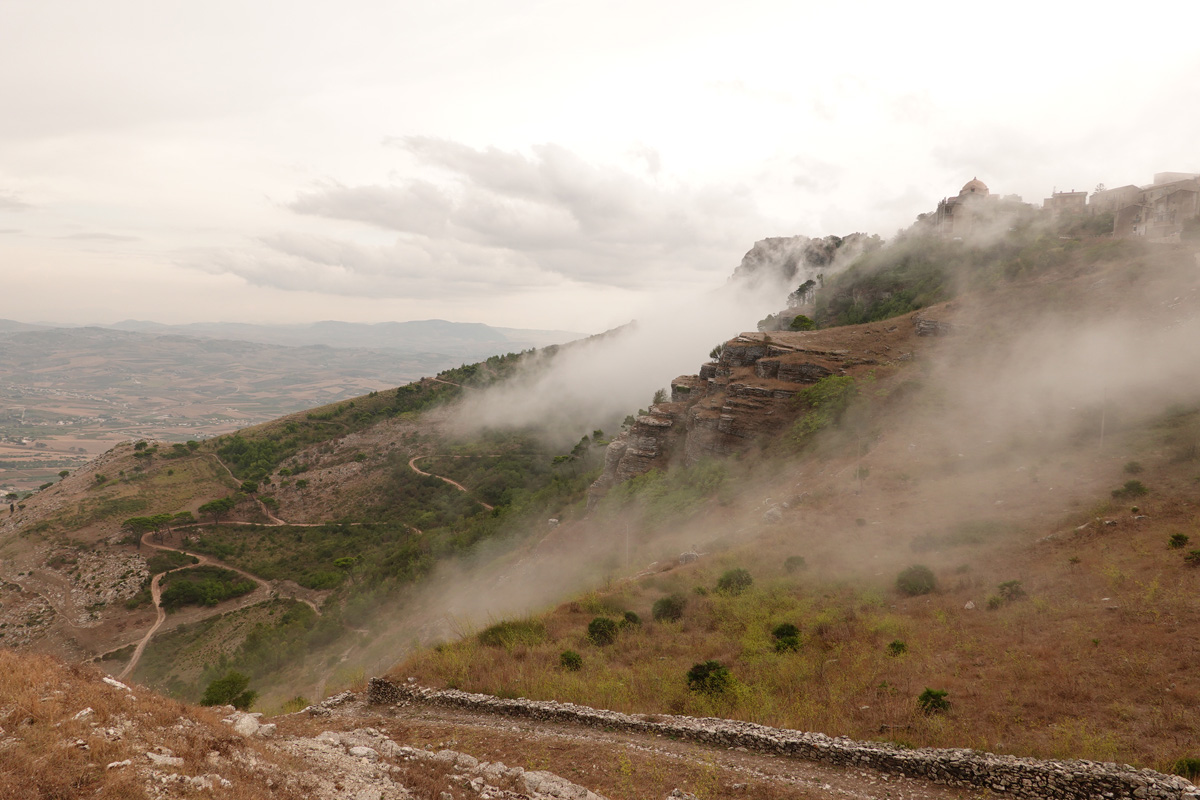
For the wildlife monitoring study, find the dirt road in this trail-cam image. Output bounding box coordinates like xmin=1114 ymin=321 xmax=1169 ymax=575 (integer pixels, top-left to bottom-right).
xmin=408 ymin=455 xmax=494 ymax=510
xmin=116 ymin=531 xmax=276 ymax=679
xmin=278 ymin=693 xmax=988 ymax=800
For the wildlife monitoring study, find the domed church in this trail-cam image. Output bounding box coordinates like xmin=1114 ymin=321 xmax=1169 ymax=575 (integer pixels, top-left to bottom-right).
xmin=935 ymin=178 xmax=995 ymax=237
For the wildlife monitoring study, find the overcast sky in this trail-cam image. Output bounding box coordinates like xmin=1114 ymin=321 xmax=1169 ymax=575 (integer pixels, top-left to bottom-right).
xmin=3 ymin=1 xmax=1198 ymax=333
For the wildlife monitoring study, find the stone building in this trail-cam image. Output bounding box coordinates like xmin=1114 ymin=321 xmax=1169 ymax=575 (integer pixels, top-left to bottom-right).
xmin=1042 ymin=190 xmax=1087 ymax=216
xmin=934 ymin=178 xmax=996 ymax=237
xmin=1097 ymin=172 xmax=1200 ymax=242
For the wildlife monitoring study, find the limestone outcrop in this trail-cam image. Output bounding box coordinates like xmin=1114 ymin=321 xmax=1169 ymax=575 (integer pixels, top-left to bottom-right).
xmin=589 ymin=327 xmax=890 ymax=504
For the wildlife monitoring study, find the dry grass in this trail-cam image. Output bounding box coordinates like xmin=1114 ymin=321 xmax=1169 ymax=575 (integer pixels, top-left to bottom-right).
xmin=0 ymin=650 xmax=311 ymax=799
xmin=393 ymin=426 xmax=1200 ymax=774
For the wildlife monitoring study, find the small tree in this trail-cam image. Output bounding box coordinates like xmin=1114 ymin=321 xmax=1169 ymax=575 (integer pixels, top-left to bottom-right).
xmin=772 ymin=622 xmax=801 ymax=653
xmin=687 ymin=661 xmax=732 ymax=695
xmin=587 ymin=617 xmax=620 ymax=646
xmin=789 ymin=314 xmax=815 ymax=331
xmin=896 ymin=565 xmax=937 ymax=596
xmin=560 ymin=650 xmax=583 ymax=671
xmin=652 ymin=594 xmax=686 ymax=622
xmin=198 ymin=496 xmax=239 ymax=526
xmin=652 ymin=388 xmax=668 ymax=405
xmin=200 ymin=671 xmax=257 ymax=710
xmin=58 ymin=470 xmax=70 ymax=480
xmin=716 ymin=568 xmax=753 ymax=595
xmin=917 ymin=687 xmax=950 ymax=714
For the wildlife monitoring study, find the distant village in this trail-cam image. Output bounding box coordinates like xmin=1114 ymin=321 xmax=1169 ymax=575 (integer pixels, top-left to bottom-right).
xmin=932 ymin=171 xmax=1200 ymax=243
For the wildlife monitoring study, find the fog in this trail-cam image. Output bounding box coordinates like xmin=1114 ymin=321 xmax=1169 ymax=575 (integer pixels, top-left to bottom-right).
xmin=267 ymin=223 xmax=1200 ymax=706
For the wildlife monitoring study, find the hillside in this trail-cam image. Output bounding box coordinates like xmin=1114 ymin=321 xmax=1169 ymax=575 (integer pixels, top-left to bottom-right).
xmin=2 ymin=222 xmax=1200 ymax=794
xmin=387 ymin=233 xmax=1200 ymax=776
xmin=0 ymin=319 xmax=581 ymax=493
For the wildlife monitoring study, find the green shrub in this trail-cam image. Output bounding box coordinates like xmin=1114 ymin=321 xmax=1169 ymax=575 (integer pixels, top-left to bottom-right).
xmin=559 ymin=650 xmax=583 ymax=671
xmin=771 ymin=622 xmax=800 ymax=640
xmin=587 ymin=617 xmax=620 ymax=646
xmin=1168 ymin=533 xmax=1190 ymax=549
xmin=478 ymin=618 xmax=547 ymax=648
xmin=1112 ymin=479 xmax=1148 ymax=499
xmin=1173 ymin=757 xmax=1200 ymax=781
xmin=917 ymin=687 xmax=950 ymax=714
xmin=1123 ymin=460 xmax=1144 ymax=474
xmin=716 ymin=568 xmax=753 ymax=595
xmin=774 ymin=635 xmax=801 ymax=653
xmin=986 ymin=595 xmax=1004 ymax=610
xmin=886 ymin=639 xmax=907 ymax=657
xmin=998 ymin=580 xmax=1026 ymax=601
xmin=896 ymin=565 xmax=936 ymax=596
xmin=621 ymin=610 xmax=641 ymax=627
xmin=686 ymin=660 xmax=732 ymax=695
xmin=652 ymin=594 xmax=686 ymax=622
xmin=201 ymin=671 xmax=257 ymax=710
xmin=789 ymin=314 xmax=815 ymax=331
xmin=783 ymin=555 xmax=807 ymax=573
xmin=771 ymin=622 xmax=801 ymax=652
xmin=1185 ymin=550 xmax=1200 ymax=566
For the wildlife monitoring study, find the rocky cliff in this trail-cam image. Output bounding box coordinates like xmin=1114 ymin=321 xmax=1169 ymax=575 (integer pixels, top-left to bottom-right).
xmin=588 ymin=309 xmax=938 ymax=503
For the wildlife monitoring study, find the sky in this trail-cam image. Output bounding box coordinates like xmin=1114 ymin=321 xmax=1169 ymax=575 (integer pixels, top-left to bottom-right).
xmin=2 ymin=0 xmax=1199 ymax=334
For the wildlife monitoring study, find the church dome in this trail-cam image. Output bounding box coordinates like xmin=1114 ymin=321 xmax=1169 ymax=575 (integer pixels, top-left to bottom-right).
xmin=960 ymin=177 xmax=989 ymax=196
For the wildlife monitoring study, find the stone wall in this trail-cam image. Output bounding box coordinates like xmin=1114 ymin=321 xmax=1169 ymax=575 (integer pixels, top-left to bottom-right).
xmin=367 ymin=679 xmax=1199 ymax=800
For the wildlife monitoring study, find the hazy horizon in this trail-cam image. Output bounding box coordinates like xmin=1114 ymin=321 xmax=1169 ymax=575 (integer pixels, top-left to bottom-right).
xmin=4 ymin=1 xmax=1199 ymax=332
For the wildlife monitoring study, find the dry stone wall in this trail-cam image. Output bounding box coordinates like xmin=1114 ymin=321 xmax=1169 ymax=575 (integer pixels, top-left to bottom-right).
xmin=368 ymin=679 xmax=1199 ymax=800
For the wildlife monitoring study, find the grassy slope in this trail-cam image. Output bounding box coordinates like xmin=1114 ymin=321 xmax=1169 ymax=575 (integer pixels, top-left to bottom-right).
xmin=392 ymin=235 xmax=1200 ymax=775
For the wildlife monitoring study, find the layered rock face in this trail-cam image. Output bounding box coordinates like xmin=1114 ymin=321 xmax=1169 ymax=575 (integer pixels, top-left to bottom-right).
xmin=586 ymin=309 xmax=944 ymax=504
xmin=588 ymin=328 xmax=885 ymax=504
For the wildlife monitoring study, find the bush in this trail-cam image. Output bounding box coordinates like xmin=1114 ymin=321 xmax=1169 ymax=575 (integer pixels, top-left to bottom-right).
xmin=789 ymin=314 xmax=815 ymax=331
xmin=477 ymin=618 xmax=547 ymax=648
xmin=621 ymin=610 xmax=641 ymax=627
xmin=201 ymin=671 xmax=257 ymax=710
xmin=686 ymin=660 xmax=732 ymax=695
xmin=886 ymin=639 xmax=907 ymax=657
xmin=1112 ymin=479 xmax=1148 ymax=499
xmin=587 ymin=617 xmax=620 ymax=646
xmin=896 ymin=565 xmax=936 ymax=596
xmin=652 ymin=594 xmax=686 ymax=622
xmin=559 ymin=650 xmax=583 ymax=671
xmin=774 ymin=635 xmax=801 ymax=653
xmin=1123 ymin=460 xmax=1144 ymax=474
xmin=771 ymin=622 xmax=801 ymax=652
xmin=986 ymin=595 xmax=1004 ymax=610
xmin=771 ymin=622 xmax=800 ymax=640
xmin=998 ymin=580 xmax=1026 ymax=601
xmin=1185 ymin=551 xmax=1200 ymax=566
xmin=1168 ymin=533 xmax=1190 ymax=549
xmin=716 ymin=568 xmax=753 ymax=595
xmin=917 ymin=687 xmax=950 ymax=714
xmin=1173 ymin=757 xmax=1200 ymax=781
xmin=783 ymin=555 xmax=807 ymax=573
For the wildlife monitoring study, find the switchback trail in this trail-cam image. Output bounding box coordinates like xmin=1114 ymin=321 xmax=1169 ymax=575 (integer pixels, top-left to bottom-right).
xmin=116 ymin=531 xmax=280 ymax=679
xmin=408 ymin=455 xmax=494 ymax=511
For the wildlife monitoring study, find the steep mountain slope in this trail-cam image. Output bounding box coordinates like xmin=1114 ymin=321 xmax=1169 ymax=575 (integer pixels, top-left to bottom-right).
xmin=390 ymin=235 xmax=1200 ymax=776
xmin=3 ymin=224 xmax=1200 ymax=794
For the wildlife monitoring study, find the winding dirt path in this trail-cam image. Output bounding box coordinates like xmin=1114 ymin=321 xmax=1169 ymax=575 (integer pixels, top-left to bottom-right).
xmin=407 ymin=455 xmax=494 ymax=511
xmin=116 ymin=531 xmax=276 ymax=679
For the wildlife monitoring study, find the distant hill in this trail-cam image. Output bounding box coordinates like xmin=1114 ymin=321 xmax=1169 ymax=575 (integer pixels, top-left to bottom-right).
xmin=0 ymin=320 xmax=584 ymax=491
xmin=104 ymin=318 xmax=583 ymax=357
